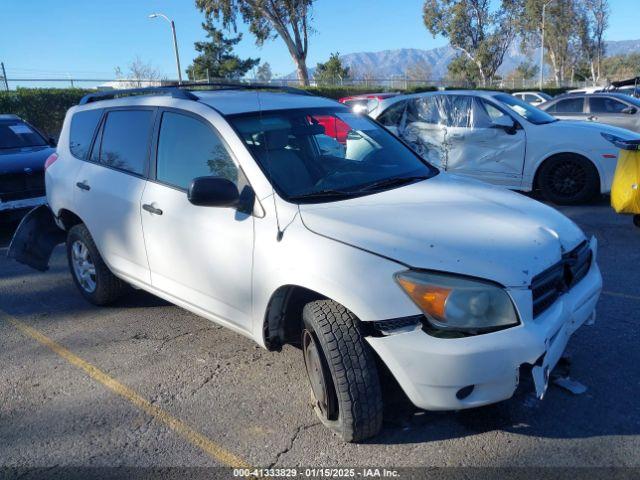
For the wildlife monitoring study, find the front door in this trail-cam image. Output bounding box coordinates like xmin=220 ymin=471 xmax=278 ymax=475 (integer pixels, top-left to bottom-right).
xmin=140 ymin=109 xmax=254 ymax=330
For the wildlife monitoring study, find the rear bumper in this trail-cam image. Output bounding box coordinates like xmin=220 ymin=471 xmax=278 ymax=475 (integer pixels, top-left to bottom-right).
xmin=367 ymin=252 xmax=602 ymax=411
xmin=0 ymin=195 xmax=47 ymax=213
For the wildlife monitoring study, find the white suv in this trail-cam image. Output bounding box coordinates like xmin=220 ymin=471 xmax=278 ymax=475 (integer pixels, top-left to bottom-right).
xmin=10 ymin=86 xmax=602 ymax=442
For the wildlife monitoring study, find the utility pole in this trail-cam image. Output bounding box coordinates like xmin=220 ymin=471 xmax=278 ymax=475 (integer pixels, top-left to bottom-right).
xmin=1 ymin=62 xmax=9 ymax=91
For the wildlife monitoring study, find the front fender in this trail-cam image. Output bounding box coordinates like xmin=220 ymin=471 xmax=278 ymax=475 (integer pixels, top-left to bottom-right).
xmin=7 ymin=205 xmax=66 ymax=271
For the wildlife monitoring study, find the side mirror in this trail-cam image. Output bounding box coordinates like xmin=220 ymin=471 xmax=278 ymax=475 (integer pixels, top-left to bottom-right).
xmin=492 ymin=115 xmax=517 ymax=134
xmin=622 ymin=106 xmax=637 ymax=115
xmin=188 ymin=176 xmax=239 ymax=208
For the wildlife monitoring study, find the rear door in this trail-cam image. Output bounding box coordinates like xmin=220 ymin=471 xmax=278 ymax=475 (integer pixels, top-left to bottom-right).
xmin=73 ymin=108 xmax=155 ymax=284
xmin=140 ymin=109 xmax=254 ymax=330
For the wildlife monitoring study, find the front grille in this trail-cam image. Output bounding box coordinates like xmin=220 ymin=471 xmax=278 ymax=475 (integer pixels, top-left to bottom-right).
xmin=531 ymin=241 xmax=593 ymax=317
xmin=0 ymin=171 xmax=45 ymax=202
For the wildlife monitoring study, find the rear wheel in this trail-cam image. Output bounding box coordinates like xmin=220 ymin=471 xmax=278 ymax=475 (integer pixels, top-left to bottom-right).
xmin=302 ymin=300 xmax=383 ymax=442
xmin=538 ymin=154 xmax=600 ymax=205
xmin=66 ymin=224 xmax=126 ymax=305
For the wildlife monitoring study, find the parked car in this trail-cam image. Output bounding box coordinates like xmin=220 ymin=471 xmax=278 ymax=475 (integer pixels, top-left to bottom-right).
xmin=0 ymin=114 xmax=56 ymax=221
xmin=10 ymin=86 xmax=602 ymax=442
xmin=512 ymin=91 xmax=552 ymax=106
xmin=539 ymin=93 xmax=640 ymax=133
xmin=370 ymin=90 xmax=640 ymax=204
xmin=567 ymin=86 xmax=605 ymax=94
xmin=338 ymin=92 xmax=400 ymax=114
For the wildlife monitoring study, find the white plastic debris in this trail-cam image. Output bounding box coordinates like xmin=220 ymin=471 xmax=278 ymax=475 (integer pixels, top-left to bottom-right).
xmin=552 ymin=376 xmax=588 ymax=395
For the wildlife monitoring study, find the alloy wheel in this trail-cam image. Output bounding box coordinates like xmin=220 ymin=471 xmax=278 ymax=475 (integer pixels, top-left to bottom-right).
xmin=71 ymin=240 xmax=97 ymax=293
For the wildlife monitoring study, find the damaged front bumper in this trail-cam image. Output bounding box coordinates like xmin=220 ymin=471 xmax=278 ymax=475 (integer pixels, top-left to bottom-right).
xmin=0 ymin=195 xmax=47 ymax=213
xmin=366 ymin=245 xmax=602 ymax=411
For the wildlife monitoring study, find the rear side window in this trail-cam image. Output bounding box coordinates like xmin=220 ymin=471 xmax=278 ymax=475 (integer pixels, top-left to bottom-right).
xmin=548 ymin=98 xmax=584 ymax=113
xmin=589 ymin=97 xmax=627 ymax=114
xmin=69 ymin=109 xmax=102 ymax=159
xmin=156 ymin=111 xmax=238 ymax=189
xmin=97 ymin=110 xmax=154 ymax=175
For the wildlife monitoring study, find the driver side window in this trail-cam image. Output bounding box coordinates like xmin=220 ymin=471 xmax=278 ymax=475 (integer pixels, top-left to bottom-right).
xmin=156 ymin=111 xmax=240 ymax=190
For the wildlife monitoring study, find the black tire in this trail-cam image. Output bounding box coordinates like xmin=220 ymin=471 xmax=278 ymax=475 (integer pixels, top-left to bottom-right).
xmin=538 ymin=154 xmax=600 ymax=205
xmin=66 ymin=224 xmax=126 ymax=305
xmin=302 ymin=300 xmax=383 ymax=442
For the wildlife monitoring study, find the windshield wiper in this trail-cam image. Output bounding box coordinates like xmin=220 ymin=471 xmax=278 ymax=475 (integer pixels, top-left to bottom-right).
xmin=288 ymin=188 xmax=357 ymax=201
xmin=354 ymin=175 xmax=431 ymax=192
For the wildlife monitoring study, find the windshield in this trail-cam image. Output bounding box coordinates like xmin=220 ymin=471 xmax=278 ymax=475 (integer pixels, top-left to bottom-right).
xmin=493 ymin=93 xmax=558 ymax=125
xmin=0 ymin=120 xmax=47 ymax=149
xmin=228 ymin=107 xmax=437 ymax=202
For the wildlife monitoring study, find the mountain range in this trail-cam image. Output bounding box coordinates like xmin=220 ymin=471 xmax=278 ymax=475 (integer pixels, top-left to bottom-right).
xmin=285 ymin=39 xmax=640 ymax=79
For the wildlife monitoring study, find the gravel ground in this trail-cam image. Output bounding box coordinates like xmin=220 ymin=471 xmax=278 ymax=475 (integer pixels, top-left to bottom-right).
xmin=0 ymin=199 xmax=638 ymax=476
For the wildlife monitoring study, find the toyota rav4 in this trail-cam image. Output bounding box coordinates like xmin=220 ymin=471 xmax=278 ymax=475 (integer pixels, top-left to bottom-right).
xmin=9 ymin=85 xmax=602 ymax=442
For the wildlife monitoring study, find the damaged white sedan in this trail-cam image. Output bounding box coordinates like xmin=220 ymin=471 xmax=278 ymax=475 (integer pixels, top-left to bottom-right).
xmin=9 ymin=86 xmax=602 ymax=442
xmin=371 ymin=90 xmax=640 ymax=204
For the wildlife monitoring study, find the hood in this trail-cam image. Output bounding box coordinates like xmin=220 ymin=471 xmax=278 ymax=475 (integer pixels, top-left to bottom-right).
xmin=299 ymin=174 xmax=586 ymax=287
xmin=553 ymin=119 xmax=640 ymax=138
xmin=0 ymin=146 xmax=54 ymax=175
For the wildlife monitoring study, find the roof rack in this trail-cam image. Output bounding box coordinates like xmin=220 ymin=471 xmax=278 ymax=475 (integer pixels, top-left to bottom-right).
xmin=176 ymin=81 xmax=313 ymax=96
xmin=79 ymin=87 xmax=198 ymax=105
xmin=78 ymin=82 xmax=313 ymax=106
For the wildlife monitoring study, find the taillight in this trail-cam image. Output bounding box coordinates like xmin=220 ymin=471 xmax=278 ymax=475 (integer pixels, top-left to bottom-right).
xmin=44 ymin=152 xmax=59 ymax=170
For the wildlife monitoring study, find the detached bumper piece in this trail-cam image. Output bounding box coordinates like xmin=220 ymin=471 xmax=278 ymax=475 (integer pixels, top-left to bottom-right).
xmin=7 ymin=205 xmax=66 ymax=271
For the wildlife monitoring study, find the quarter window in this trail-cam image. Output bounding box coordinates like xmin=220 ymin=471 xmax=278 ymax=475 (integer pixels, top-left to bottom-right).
xmin=69 ymin=109 xmax=102 ymax=159
xmin=377 ymin=100 xmax=407 ymax=127
xmin=589 ymin=97 xmax=628 ymax=114
xmin=98 ymin=110 xmax=154 ymax=175
xmin=156 ymin=111 xmax=238 ymax=189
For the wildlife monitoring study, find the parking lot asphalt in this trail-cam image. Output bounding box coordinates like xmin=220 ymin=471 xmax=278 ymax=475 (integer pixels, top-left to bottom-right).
xmin=0 ymin=198 xmax=639 ymax=472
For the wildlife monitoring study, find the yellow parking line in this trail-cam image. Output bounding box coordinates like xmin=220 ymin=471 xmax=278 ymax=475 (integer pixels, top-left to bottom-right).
xmin=1 ymin=311 xmax=251 ymax=469
xmin=602 ymin=290 xmax=640 ymax=301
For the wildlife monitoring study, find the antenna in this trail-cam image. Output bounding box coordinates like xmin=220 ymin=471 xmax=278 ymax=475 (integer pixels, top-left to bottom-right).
xmin=256 ymin=90 xmax=285 ymax=241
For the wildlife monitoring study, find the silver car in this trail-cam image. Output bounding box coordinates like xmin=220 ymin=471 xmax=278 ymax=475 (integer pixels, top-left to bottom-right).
xmin=539 ymin=93 xmax=640 ymax=132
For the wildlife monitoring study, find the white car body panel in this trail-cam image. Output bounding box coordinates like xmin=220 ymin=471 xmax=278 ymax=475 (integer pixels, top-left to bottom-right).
xmin=41 ymin=90 xmax=603 ymax=412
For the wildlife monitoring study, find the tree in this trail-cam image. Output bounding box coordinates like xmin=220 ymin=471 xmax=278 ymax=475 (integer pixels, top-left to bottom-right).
xmin=515 ymin=60 xmax=539 ymax=79
xmin=195 ymin=0 xmax=315 ymax=86
xmin=405 ymin=59 xmax=433 ymax=82
xmin=115 ymin=56 xmax=163 ymax=88
xmin=256 ymin=62 xmax=273 ymax=82
xmin=446 ymin=54 xmax=481 ymax=85
xmin=314 ymin=52 xmax=350 ymax=85
xmin=582 ymin=0 xmax=609 ymax=83
xmin=423 ymin=0 xmax=517 ymax=87
xmin=516 ymin=0 xmax=583 ymax=86
xmin=186 ymin=16 xmax=259 ymax=81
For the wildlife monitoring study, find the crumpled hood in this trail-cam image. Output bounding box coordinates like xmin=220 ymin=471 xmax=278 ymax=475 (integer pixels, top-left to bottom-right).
xmin=0 ymin=146 xmax=53 ymax=175
xmin=299 ymin=174 xmax=586 ymax=287
xmin=553 ymin=119 xmax=640 ymax=139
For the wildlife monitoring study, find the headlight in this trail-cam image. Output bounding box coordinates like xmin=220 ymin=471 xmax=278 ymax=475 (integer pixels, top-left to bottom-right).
xmin=395 ymin=270 xmax=519 ymax=332
xmin=601 ymin=132 xmax=640 ymax=150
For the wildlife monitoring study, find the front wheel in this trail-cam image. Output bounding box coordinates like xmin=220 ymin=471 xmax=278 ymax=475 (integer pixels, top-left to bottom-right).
xmin=538 ymin=155 xmax=600 ymax=205
xmin=302 ymin=300 xmax=383 ymax=442
xmin=66 ymin=224 xmax=126 ymax=305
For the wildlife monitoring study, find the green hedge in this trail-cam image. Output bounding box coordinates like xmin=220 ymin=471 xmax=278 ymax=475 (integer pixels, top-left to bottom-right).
xmin=0 ymin=88 xmax=91 ymax=137
xmin=0 ymin=85 xmax=571 ymax=138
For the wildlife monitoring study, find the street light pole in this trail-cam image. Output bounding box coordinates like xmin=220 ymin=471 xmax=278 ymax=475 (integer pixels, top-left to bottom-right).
xmin=149 ymin=13 xmax=182 ymax=84
xmin=539 ymin=0 xmax=555 ymax=90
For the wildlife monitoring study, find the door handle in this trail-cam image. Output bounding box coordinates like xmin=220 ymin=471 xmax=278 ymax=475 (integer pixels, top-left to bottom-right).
xmin=142 ymin=203 xmax=163 ymax=215
xmin=76 ymin=181 xmax=90 ymax=191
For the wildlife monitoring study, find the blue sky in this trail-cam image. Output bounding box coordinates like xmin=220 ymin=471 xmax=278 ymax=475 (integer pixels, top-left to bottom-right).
xmin=0 ymin=0 xmax=638 ymax=86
